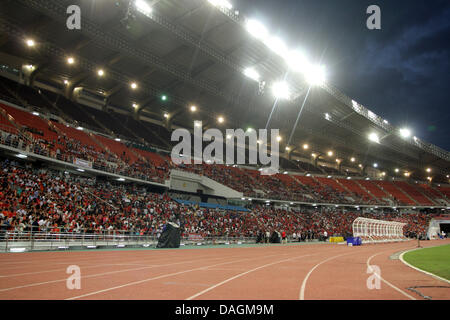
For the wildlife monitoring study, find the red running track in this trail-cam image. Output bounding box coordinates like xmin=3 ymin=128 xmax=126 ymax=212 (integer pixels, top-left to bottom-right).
xmin=0 ymin=240 xmax=449 ymax=300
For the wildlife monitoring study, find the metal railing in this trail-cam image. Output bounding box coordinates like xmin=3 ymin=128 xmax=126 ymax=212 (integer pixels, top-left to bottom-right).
xmin=0 ymin=230 xmax=258 ymax=252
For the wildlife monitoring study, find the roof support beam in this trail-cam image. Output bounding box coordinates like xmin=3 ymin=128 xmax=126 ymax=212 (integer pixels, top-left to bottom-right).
xmin=18 ymin=0 xmax=242 ymax=107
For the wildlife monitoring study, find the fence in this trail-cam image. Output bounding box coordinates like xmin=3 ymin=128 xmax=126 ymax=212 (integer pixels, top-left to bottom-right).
xmin=0 ymin=230 xmax=257 ymax=252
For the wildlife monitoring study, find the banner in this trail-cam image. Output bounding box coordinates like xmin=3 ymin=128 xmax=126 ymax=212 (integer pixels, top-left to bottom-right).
xmin=188 ymin=233 xmax=204 ymax=241
xmin=73 ymin=158 xmax=92 ymax=168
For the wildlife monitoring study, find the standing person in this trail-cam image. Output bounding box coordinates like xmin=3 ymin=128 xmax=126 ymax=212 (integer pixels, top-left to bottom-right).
xmin=281 ymin=230 xmax=287 ymax=244
xmin=323 ymin=230 xmax=328 ymax=242
xmin=265 ymin=230 xmax=270 ymax=244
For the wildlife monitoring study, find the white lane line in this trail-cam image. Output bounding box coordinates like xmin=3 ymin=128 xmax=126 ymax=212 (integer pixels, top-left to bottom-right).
xmin=366 ymin=252 xmax=416 ymax=300
xmin=186 ymin=253 xmax=315 ymax=300
xmin=299 ymin=252 xmax=353 ymax=300
xmin=66 ymin=253 xmax=290 ymax=300
xmin=0 ymin=256 xmax=226 ymax=292
xmin=399 ymin=248 xmax=450 ymax=284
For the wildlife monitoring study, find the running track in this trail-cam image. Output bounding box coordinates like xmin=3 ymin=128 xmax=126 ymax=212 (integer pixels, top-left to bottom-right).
xmin=0 ymin=239 xmax=449 ymax=300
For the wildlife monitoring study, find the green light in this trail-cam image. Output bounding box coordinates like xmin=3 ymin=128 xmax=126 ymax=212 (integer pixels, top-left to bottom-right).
xmin=161 ymin=95 xmax=167 ymax=101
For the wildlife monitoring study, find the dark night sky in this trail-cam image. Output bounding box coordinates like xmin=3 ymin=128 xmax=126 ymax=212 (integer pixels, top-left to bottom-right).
xmin=237 ymin=0 xmax=450 ymax=150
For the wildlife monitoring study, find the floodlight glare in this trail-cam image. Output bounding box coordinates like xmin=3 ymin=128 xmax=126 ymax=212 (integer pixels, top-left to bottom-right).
xmin=426 ymin=168 xmax=431 ymax=173
xmin=395 ymin=168 xmax=399 ymax=173
xmin=368 ymin=132 xmax=380 ymax=143
xmin=130 ymin=82 xmax=138 ymax=89
xmin=276 ymin=135 xmax=282 ymax=142
xmin=217 ymin=116 xmax=225 ymax=123
xmin=208 ymin=0 xmax=232 ymax=10
xmin=163 ymin=113 xmax=169 ymax=119
xmin=399 ymin=128 xmax=411 ymax=138
xmin=135 ymin=0 xmax=152 ymax=14
xmin=243 ymin=67 xmax=260 ymax=81
xmin=97 ymin=69 xmax=104 ymax=77
xmin=304 ymin=64 xmax=326 ymax=85
xmin=190 ymin=105 xmax=197 ymax=112
xmin=373 ymin=163 xmax=378 ymax=168
xmin=303 ymin=144 xmax=309 ymax=150
xmin=327 ymin=151 xmax=333 ymax=157
xmin=132 ymin=103 xmax=138 ymax=109
xmin=285 ymin=50 xmax=308 ymax=72
xmin=271 ymin=81 xmax=290 ymax=100
xmin=26 ymin=39 xmax=35 ymax=47
xmin=245 ymin=19 xmax=268 ymax=40
xmin=67 ymin=57 xmax=75 ymax=64
xmin=264 ymin=36 xmax=287 ymax=57
xmin=350 ymin=157 xmax=356 ymax=162
xmin=161 ymin=95 xmax=167 ymax=101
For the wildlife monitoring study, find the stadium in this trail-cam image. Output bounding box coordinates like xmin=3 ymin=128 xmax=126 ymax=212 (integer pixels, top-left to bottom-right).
xmin=0 ymin=0 xmax=449 ymax=303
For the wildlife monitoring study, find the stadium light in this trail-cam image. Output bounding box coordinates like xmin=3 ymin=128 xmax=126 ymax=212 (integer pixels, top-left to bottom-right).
xmin=285 ymin=50 xmax=308 ymax=72
xmin=26 ymin=39 xmax=35 ymax=47
xmin=163 ymin=112 xmax=169 ymax=119
xmin=426 ymin=167 xmax=431 ymax=173
xmin=359 ymin=164 xmax=363 ymax=168
xmin=115 ymin=138 xmax=121 ymax=142
xmin=243 ymin=67 xmax=260 ymax=81
xmin=264 ymin=36 xmax=288 ymax=57
xmin=217 ymin=116 xmax=225 ymax=124
xmin=67 ymin=57 xmax=75 ymax=65
xmin=373 ymin=163 xmax=378 ymax=168
xmin=190 ymin=105 xmax=197 ymax=112
xmin=350 ymin=157 xmax=356 ymax=162
xmin=245 ymin=19 xmax=268 ymax=40
xmin=135 ymin=0 xmax=152 ymax=14
xmin=368 ymin=132 xmax=380 ymax=143
xmin=404 ymin=172 xmax=410 ymax=177
xmin=311 ymin=153 xmax=317 ymax=158
xmin=285 ymin=146 xmax=291 ymax=151
xmin=161 ymin=95 xmax=167 ymax=101
xmin=327 ymin=150 xmax=333 ymax=157
xmin=97 ymin=69 xmax=104 ymax=77
xmin=304 ymin=64 xmax=326 ymax=85
xmin=395 ymin=168 xmax=399 ymax=173
xmin=271 ymin=81 xmax=290 ymax=100
xmin=194 ymin=121 xmax=202 ymax=128
xmin=399 ymin=128 xmax=411 ymax=138
xmin=208 ymin=0 xmax=233 ymax=10
xmin=276 ymin=135 xmax=282 ymax=142
xmin=303 ymin=143 xmax=309 ymax=150
xmin=132 ymin=103 xmax=138 ymax=109
xmin=226 ymin=134 xmax=232 ymax=139
xmin=130 ymin=82 xmax=138 ymax=89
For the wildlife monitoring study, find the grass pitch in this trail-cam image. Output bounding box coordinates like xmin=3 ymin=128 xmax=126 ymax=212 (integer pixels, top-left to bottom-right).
xmin=403 ymin=244 xmax=450 ymax=280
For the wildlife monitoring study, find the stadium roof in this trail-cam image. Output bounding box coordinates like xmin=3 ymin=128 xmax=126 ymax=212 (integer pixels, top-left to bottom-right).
xmin=0 ymin=0 xmax=448 ymax=181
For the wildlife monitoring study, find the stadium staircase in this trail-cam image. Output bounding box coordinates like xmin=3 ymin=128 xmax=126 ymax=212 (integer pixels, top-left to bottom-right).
xmin=394 ymin=181 xmax=434 ymax=206
xmin=374 ymin=181 xmax=416 ymax=206
xmin=337 ymin=178 xmax=377 ymax=203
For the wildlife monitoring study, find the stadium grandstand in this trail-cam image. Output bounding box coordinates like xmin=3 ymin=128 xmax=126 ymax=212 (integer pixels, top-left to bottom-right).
xmin=0 ymin=0 xmax=449 ymax=302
